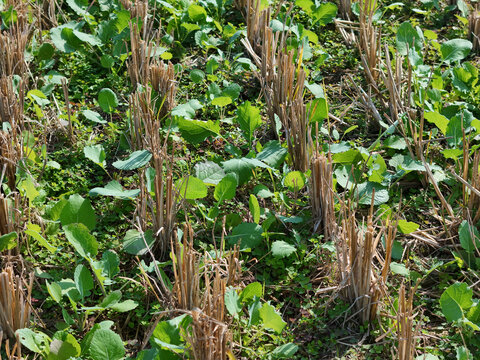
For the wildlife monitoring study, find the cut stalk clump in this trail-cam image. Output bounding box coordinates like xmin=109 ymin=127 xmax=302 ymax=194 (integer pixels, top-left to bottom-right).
xmin=336 ymin=198 xmax=395 ymax=323
xmin=172 ymin=224 xmax=237 ymax=360
xmin=128 ymin=21 xmax=178 ymax=256
xmin=0 ymin=267 xmax=33 ymax=340
xmin=357 ymin=0 xmax=381 ymax=85
xmin=469 ymin=5 xmax=480 ymax=52
xmin=396 ymin=282 xmax=420 ymax=360
xmin=310 ymin=151 xmax=335 ymax=240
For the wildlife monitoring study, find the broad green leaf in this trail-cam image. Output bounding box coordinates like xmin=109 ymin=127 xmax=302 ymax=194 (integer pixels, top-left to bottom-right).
xmin=248 ymin=296 xmax=262 ymax=326
xmin=312 ymin=2 xmax=337 ymax=26
xmin=271 ymin=343 xmax=299 ymax=358
xmin=249 ymin=194 xmax=260 ymax=224
xmin=171 ymin=99 xmax=203 ymax=119
xmin=84 ymin=144 xmax=106 ymax=168
xmin=441 ymin=39 xmax=472 ymax=63
xmin=456 ymin=346 xmax=471 ymax=360
xmin=74 ymin=264 xmax=93 ymax=299
xmin=214 ymin=173 xmax=238 ymax=202
xmin=239 ymin=282 xmax=263 ymax=303
xmin=397 ymin=220 xmax=420 ymax=234
xmin=355 ymin=182 xmax=389 ymax=205
xmin=48 ymin=332 xmax=81 ymax=360
xmin=189 ymin=69 xmax=205 ymax=83
xmin=123 ymin=229 xmax=155 ymax=256
xmin=390 ymin=262 xmax=410 ymax=276
xmin=188 ymin=3 xmax=207 ymax=22
xmin=177 ymin=118 xmax=220 ymax=144
xmin=25 ymin=223 xmax=57 ymax=253
xmin=424 ymin=111 xmax=449 ymax=135
xmin=89 ymin=180 xmax=140 ymax=199
xmin=458 ymin=220 xmax=480 ymax=253
xmin=194 ymin=161 xmax=225 ymax=185
xmin=229 ymin=222 xmax=263 ymax=250
xmin=82 ymin=110 xmax=106 ymax=124
xmin=37 ymin=43 xmax=55 ymax=61
xmin=97 ymin=250 xmax=120 ymax=279
xmin=46 ymin=281 xmax=63 ymax=303
xmin=396 ymin=21 xmax=424 ymax=56
xmin=19 ymin=176 xmax=39 ymax=203
xmin=225 ymin=288 xmax=241 ymax=318
xmin=113 ymin=150 xmax=152 ymax=170
xmin=284 ymin=171 xmax=306 ymax=191
xmin=0 ymin=231 xmax=17 ymax=251
xmin=50 ymin=22 xmax=83 ymax=53
xmin=151 ymin=315 xmax=188 ymax=351
xmin=60 ymin=194 xmax=96 ymax=230
xmin=384 ymin=136 xmax=407 ymax=150
xmin=212 ymin=96 xmax=232 ymax=107
xmin=100 ymin=54 xmax=115 ymax=68
xmin=16 ymin=328 xmax=50 ymax=354
xmin=259 ymin=303 xmax=286 ymax=334
xmin=296 ymin=0 xmax=313 ymax=14
xmin=440 ymin=282 xmax=473 ymax=322
xmin=256 ymin=141 xmax=287 ymax=168
xmin=72 ymin=30 xmax=101 ymax=46
xmin=66 ymin=0 xmax=89 ymax=15
xmin=110 ymin=299 xmax=138 ymax=312
xmin=222 ymin=158 xmax=265 ymax=185
xmin=88 ymin=329 xmax=125 ymax=360
xmin=177 ymin=176 xmax=208 ymax=200
xmin=271 ymin=241 xmax=296 ymax=258
xmin=236 ymin=101 xmax=262 ymax=145
xmin=100 ymin=290 xmax=122 ymax=308
xmin=64 ymin=223 xmax=99 ymax=259
xmin=98 ymin=88 xmax=119 ymax=113
xmin=307 ymin=97 xmax=328 ymax=123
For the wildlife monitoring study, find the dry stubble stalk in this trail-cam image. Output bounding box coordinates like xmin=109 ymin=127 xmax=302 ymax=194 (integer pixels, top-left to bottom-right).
xmin=310 ymin=151 xmax=335 ymax=240
xmin=469 ymin=5 xmax=480 ymax=52
xmin=128 ymin=20 xmax=178 ymax=257
xmin=336 ymin=197 xmax=395 ymax=323
xmin=0 ymin=267 xmax=33 ymax=340
xmin=396 ymin=282 xmax=420 ymax=360
xmin=357 ymin=0 xmax=381 ymax=85
xmin=172 ymin=224 xmax=236 ymax=360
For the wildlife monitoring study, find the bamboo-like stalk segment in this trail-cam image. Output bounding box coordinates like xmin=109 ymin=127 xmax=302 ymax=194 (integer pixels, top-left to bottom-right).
xmin=336 ymin=197 xmax=396 ymax=323
xmin=469 ymin=5 xmax=480 ymax=52
xmin=128 ymin=20 xmax=178 ymax=257
xmin=0 ymin=267 xmax=33 ymax=340
xmin=172 ymin=224 xmax=237 ymax=360
xmin=310 ymin=152 xmax=335 ymax=240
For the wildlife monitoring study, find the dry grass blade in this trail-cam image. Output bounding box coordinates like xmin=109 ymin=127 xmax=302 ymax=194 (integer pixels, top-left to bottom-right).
xmin=470 ymin=5 xmax=480 ymax=52
xmin=120 ymin=0 xmax=149 ymax=20
xmin=336 ymin=196 xmax=396 ymax=323
xmin=172 ymin=224 xmax=237 ymax=360
xmin=396 ymin=282 xmax=420 ymax=360
xmin=0 ymin=267 xmax=33 ymax=343
xmin=310 ymin=151 xmax=335 ymax=240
